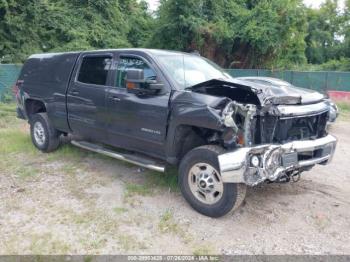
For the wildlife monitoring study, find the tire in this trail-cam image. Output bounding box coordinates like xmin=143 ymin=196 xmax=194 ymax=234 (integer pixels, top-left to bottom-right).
xmin=30 ymin=113 xmax=60 ymax=153
xmin=179 ymin=145 xmax=246 ymax=218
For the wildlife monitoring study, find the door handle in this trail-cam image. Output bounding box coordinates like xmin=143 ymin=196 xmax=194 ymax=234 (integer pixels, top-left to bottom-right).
xmin=70 ymin=89 xmax=79 ymax=96
xmin=109 ymin=95 xmax=121 ymax=102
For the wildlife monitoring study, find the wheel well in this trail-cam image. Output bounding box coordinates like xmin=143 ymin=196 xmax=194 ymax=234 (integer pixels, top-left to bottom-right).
xmin=25 ymin=99 xmax=46 ymax=119
xmin=174 ymin=125 xmax=221 ymax=161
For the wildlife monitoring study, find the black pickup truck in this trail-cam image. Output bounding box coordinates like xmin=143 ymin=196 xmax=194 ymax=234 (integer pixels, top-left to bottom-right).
xmin=14 ymin=49 xmax=337 ymax=217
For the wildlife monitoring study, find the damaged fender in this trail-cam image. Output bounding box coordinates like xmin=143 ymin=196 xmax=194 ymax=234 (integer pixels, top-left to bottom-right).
xmin=165 ymin=91 xmax=231 ymax=163
xmin=164 ymin=89 xmax=260 ymax=164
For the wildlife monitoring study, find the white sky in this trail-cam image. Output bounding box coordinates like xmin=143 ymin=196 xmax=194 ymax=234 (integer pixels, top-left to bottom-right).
xmin=146 ymin=0 xmax=345 ymax=11
xmin=304 ymin=0 xmax=345 ymax=9
xmin=146 ymin=0 xmax=159 ymax=12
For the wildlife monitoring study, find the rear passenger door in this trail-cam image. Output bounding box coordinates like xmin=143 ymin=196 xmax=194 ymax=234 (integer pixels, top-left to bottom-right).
xmin=67 ymin=53 xmax=112 ymax=142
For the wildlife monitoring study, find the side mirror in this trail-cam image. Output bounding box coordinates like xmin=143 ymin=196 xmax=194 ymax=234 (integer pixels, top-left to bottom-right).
xmin=126 ymin=68 xmax=144 ymax=83
xmin=125 ymin=68 xmax=164 ymax=95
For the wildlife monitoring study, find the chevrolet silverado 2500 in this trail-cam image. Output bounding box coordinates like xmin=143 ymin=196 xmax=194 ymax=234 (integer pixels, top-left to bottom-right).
xmin=15 ymin=49 xmax=337 ymax=217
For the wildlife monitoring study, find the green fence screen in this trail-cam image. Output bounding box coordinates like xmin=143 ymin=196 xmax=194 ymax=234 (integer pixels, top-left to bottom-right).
xmin=226 ymin=69 xmax=350 ymax=93
xmin=0 ymin=64 xmax=22 ymax=100
xmin=0 ymin=65 xmax=349 ymax=100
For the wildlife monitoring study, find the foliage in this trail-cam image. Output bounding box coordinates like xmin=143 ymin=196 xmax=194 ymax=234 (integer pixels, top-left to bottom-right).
xmin=0 ymin=86 xmax=13 ymax=102
xmin=305 ymin=0 xmax=347 ymax=64
xmin=124 ymin=0 xmax=155 ymax=48
xmin=337 ymin=101 xmax=350 ymax=112
xmin=0 ymin=0 xmax=154 ymax=63
xmin=342 ymin=0 xmax=350 ymax=58
xmin=0 ymin=0 xmax=349 ymax=70
xmin=319 ymin=57 xmax=350 ymax=71
xmin=148 ymin=0 xmax=308 ymax=68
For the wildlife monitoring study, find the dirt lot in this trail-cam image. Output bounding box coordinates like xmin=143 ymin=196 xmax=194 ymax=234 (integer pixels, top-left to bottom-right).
xmin=0 ymin=103 xmax=349 ymax=255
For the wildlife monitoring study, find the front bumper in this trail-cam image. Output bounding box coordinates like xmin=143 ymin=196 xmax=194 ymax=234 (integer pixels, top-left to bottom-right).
xmin=218 ymin=134 xmax=337 ymax=186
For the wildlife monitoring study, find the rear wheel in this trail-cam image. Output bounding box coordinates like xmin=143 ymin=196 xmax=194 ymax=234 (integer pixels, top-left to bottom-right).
xmin=179 ymin=145 xmax=246 ymax=218
xmin=30 ymin=113 xmax=60 ymax=152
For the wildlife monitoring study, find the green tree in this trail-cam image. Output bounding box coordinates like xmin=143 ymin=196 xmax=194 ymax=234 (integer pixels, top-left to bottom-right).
xmin=342 ymin=0 xmax=350 ymax=58
xmin=305 ymin=0 xmax=344 ymax=64
xmin=0 ymin=0 xmax=153 ymax=63
xmin=1 ymin=0 xmax=348 ymax=70
xmin=122 ymin=0 xmax=155 ymax=47
xmin=148 ymin=0 xmax=307 ymax=68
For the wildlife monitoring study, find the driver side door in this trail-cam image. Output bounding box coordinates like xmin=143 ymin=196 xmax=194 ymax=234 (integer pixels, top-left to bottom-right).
xmin=106 ymin=54 xmax=170 ymax=158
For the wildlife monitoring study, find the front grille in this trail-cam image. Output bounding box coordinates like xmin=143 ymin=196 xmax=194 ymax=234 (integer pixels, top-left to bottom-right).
xmin=256 ymin=112 xmax=328 ymax=144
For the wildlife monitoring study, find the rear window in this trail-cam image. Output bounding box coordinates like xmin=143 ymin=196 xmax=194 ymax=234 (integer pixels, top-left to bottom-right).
xmin=77 ymin=56 xmax=112 ymax=85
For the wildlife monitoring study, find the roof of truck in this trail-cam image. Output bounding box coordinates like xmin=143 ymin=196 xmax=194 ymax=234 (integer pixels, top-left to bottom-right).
xmin=29 ymin=48 xmax=193 ymax=59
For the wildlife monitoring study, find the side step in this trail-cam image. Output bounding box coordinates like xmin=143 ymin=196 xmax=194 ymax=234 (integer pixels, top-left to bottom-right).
xmin=71 ymin=140 xmax=165 ymax=172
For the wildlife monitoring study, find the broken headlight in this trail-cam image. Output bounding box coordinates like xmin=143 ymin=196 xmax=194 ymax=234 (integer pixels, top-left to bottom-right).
xmin=265 ymin=148 xmax=282 ymax=176
xmin=250 ymin=155 xmax=260 ymax=167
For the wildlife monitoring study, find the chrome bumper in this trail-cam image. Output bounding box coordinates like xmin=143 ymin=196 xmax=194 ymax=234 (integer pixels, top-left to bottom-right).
xmin=218 ymin=134 xmax=337 ymax=186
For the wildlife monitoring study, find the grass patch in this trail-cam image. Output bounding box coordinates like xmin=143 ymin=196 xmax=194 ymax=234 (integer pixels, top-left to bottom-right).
xmin=118 ymin=234 xmax=146 ymax=251
xmin=192 ymin=246 xmax=215 ymax=256
xmin=0 ymin=103 xmax=18 ymax=129
xmin=113 ymin=207 xmax=128 ymax=214
xmin=158 ymin=209 xmax=192 ymax=243
xmin=66 ymin=209 xmax=98 ymax=225
xmin=28 ymin=232 xmax=70 ymax=254
xmin=145 ymin=167 xmax=179 ymax=192
xmin=124 ymin=183 xmax=154 ymax=207
xmin=123 ymin=168 xmax=179 ymax=203
xmin=124 ymin=183 xmax=153 ymax=198
xmin=61 ymin=208 xmax=119 ymax=234
xmin=337 ymin=101 xmax=350 ymax=113
xmin=0 ymin=102 xmax=16 ymax=113
xmin=14 ymin=165 xmax=40 ymax=179
xmin=46 ymin=143 xmax=86 ymax=162
xmin=0 ymin=103 xmax=43 ymax=180
xmin=60 ymin=163 xmax=80 ymax=175
xmin=0 ymin=109 xmax=13 ymax=118
xmin=78 ymin=235 xmax=108 ymax=250
xmin=0 ymin=129 xmax=36 ymax=155
xmin=158 ymin=209 xmax=181 ymax=234
xmin=337 ymin=101 xmax=350 ymax=120
xmin=122 ymin=169 xmax=178 ymax=207
xmin=0 ymin=103 xmax=35 ymax=156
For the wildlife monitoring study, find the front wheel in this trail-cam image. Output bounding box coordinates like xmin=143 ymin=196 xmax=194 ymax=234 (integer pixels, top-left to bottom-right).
xmin=179 ymin=145 xmax=246 ymax=218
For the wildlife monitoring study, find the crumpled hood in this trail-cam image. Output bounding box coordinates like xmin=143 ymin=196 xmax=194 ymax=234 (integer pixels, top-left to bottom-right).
xmin=243 ymin=80 xmax=325 ymax=105
xmin=189 ymin=78 xmax=325 ymax=105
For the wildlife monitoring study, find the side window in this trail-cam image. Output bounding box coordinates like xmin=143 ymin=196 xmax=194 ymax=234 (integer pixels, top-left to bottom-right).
xmin=115 ymin=57 xmax=156 ymax=88
xmin=77 ymin=56 xmax=112 ymax=85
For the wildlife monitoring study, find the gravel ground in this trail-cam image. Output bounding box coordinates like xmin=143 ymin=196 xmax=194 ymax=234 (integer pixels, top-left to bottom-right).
xmin=0 ymin=116 xmax=349 ymax=255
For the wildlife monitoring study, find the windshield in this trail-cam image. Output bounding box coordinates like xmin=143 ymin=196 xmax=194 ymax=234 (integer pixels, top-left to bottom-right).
xmin=155 ymin=54 xmax=232 ymax=89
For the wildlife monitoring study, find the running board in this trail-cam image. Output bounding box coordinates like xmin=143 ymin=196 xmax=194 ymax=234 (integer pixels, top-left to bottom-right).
xmin=71 ymin=140 xmax=165 ymax=172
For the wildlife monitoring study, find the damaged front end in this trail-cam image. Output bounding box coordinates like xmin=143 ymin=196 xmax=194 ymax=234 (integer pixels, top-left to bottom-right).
xmin=221 ymin=101 xmax=256 ymax=148
xmin=218 ymin=135 xmax=336 ymax=186
xmin=218 ymin=101 xmax=337 ymax=186
xmin=188 ymin=79 xmax=337 ymax=186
